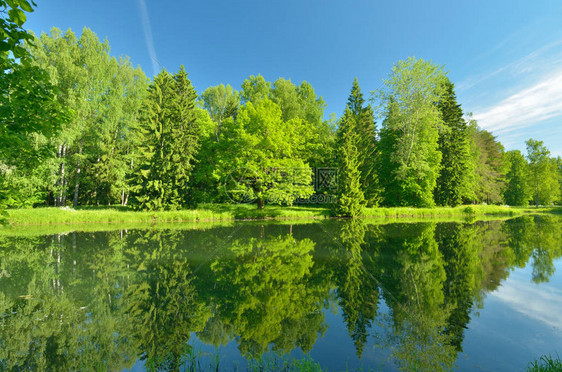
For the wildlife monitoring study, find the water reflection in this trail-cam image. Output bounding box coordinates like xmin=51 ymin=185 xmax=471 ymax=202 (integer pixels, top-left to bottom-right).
xmin=0 ymin=215 xmax=561 ymax=371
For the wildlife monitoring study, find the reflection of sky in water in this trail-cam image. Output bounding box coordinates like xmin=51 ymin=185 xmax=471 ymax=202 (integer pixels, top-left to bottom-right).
xmin=458 ymin=257 xmax=562 ymax=371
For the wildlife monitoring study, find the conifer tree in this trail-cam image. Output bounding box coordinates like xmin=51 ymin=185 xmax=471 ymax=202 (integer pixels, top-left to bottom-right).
xmin=341 ymin=78 xmax=379 ymax=206
xmin=133 ymin=66 xmax=200 ymax=210
xmin=335 ymin=111 xmax=365 ymax=217
xmin=434 ymin=80 xmax=472 ymax=206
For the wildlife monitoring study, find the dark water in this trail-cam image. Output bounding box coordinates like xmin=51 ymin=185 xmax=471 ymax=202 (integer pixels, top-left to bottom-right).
xmin=0 ymin=216 xmax=561 ymax=371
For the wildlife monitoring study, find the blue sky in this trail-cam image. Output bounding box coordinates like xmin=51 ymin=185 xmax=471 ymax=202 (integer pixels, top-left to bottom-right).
xmin=25 ymin=0 xmax=562 ymax=156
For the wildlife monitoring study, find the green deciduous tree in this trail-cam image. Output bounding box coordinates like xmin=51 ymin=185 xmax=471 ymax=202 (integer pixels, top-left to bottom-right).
xmin=526 ymin=139 xmax=560 ymax=206
xmin=375 ymin=57 xmax=446 ymax=207
xmin=132 ymin=66 xmax=201 ymax=210
xmin=0 ymin=3 xmax=70 ymax=211
xmin=218 ymin=98 xmax=313 ymax=208
xmin=503 ymin=150 xmax=531 ymax=206
xmin=434 ymin=80 xmax=473 ymax=206
xmin=0 ymin=63 xmax=69 ymax=208
xmin=199 ymin=83 xmax=240 ymax=142
xmin=28 ymin=27 xmax=148 ymax=207
xmin=241 ymin=74 xmax=271 ymax=104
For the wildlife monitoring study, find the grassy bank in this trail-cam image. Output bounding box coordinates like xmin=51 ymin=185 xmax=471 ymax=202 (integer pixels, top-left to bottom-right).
xmin=3 ymin=203 xmax=561 ymax=227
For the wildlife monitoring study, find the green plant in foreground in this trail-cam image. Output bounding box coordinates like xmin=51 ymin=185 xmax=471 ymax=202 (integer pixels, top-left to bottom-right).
xmin=527 ymin=354 xmax=562 ymax=372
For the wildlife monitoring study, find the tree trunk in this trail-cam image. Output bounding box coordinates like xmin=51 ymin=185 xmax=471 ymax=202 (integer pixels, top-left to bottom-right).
xmin=257 ymin=197 xmax=265 ymax=209
xmin=73 ymin=139 xmax=83 ymax=208
xmin=58 ymin=144 xmax=67 ymax=206
xmin=55 ymin=144 xmax=63 ymax=206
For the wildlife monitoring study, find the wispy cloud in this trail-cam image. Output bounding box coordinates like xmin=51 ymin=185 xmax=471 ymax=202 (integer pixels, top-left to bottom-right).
xmin=137 ymin=0 xmax=160 ymax=76
xmin=473 ymin=70 xmax=562 ymax=135
xmin=459 ymin=39 xmax=562 ymax=94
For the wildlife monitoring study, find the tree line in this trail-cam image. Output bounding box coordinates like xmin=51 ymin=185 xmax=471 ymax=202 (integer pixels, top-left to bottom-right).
xmin=2 ymin=24 xmax=562 ymax=214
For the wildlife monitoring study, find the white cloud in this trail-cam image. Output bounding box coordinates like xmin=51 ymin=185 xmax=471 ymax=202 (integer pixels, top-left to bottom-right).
xmin=137 ymin=0 xmax=160 ymax=76
xmin=473 ymin=70 xmax=562 ymax=135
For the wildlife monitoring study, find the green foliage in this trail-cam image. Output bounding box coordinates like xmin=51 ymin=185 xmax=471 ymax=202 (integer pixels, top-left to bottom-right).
xmin=217 ymin=98 xmax=314 ymax=208
xmin=27 ymin=27 xmax=148 ymax=207
xmin=375 ymin=57 xmax=446 ymax=207
xmin=192 ymin=76 xmax=332 ymax=205
xmin=199 ymin=83 xmax=240 ymax=141
xmin=434 ymin=80 xmax=473 ymax=206
xmin=335 ymin=109 xmax=366 ymax=217
xmin=339 ymin=78 xmax=379 ymax=207
xmin=132 ymin=66 xmax=200 ymax=210
xmin=241 ymin=74 xmax=271 ymax=103
xmin=0 ymin=0 xmax=36 ymax=65
xmin=526 ymin=139 xmax=560 ymax=206
xmin=503 ymin=150 xmax=531 ymax=206
xmin=242 ymin=75 xmax=333 ymax=168
xmin=469 ymin=124 xmax=506 ymax=204
xmin=0 ymin=62 xmax=69 ymax=208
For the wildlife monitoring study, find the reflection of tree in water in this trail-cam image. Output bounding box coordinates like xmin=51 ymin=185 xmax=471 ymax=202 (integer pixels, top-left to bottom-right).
xmin=1 ymin=217 xmax=562 ymax=370
xmin=124 ymin=229 xmax=211 ymax=371
xmin=500 ymin=215 xmax=562 ymax=284
xmin=333 ymin=219 xmax=380 ymax=359
xmin=375 ymin=222 xmax=457 ymax=371
xmin=209 ymin=232 xmax=329 ymax=356
xmin=436 ymin=222 xmax=480 ymax=352
xmin=0 ymin=232 xmax=138 ymax=371
xmin=527 ymin=215 xmax=562 ymax=283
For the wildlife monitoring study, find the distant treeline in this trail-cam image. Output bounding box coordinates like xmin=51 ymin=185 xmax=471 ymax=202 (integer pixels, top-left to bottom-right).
xmin=2 ymin=27 xmax=561 ymax=214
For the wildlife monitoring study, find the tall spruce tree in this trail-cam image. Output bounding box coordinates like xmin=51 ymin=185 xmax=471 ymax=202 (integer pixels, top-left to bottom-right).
xmin=335 ymin=110 xmax=365 ymax=217
xmin=132 ymin=66 xmax=200 ymax=210
xmin=468 ymin=124 xmax=506 ymax=204
xmin=434 ymin=80 xmax=472 ymax=206
xmin=340 ymin=78 xmax=379 ymax=206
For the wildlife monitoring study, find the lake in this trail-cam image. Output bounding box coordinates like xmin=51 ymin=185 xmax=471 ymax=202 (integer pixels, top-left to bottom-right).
xmin=0 ymin=215 xmax=561 ymax=371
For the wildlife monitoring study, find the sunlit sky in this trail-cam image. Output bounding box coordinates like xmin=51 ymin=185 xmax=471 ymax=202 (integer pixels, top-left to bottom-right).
xmin=25 ymin=0 xmax=562 ymax=157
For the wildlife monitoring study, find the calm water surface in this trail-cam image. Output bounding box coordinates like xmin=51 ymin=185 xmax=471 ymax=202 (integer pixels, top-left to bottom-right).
xmin=0 ymin=216 xmax=561 ymax=371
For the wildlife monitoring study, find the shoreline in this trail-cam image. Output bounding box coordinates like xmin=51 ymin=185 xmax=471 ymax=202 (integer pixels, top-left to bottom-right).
xmin=2 ymin=204 xmax=560 ymax=228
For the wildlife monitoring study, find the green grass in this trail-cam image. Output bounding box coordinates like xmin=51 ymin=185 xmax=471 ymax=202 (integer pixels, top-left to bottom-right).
xmin=362 ymin=204 xmax=522 ymax=218
xmin=527 ymin=354 xmax=562 ymax=372
xmin=4 ymin=206 xmax=233 ymax=226
xmin=3 ymin=203 xmax=561 ymax=228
